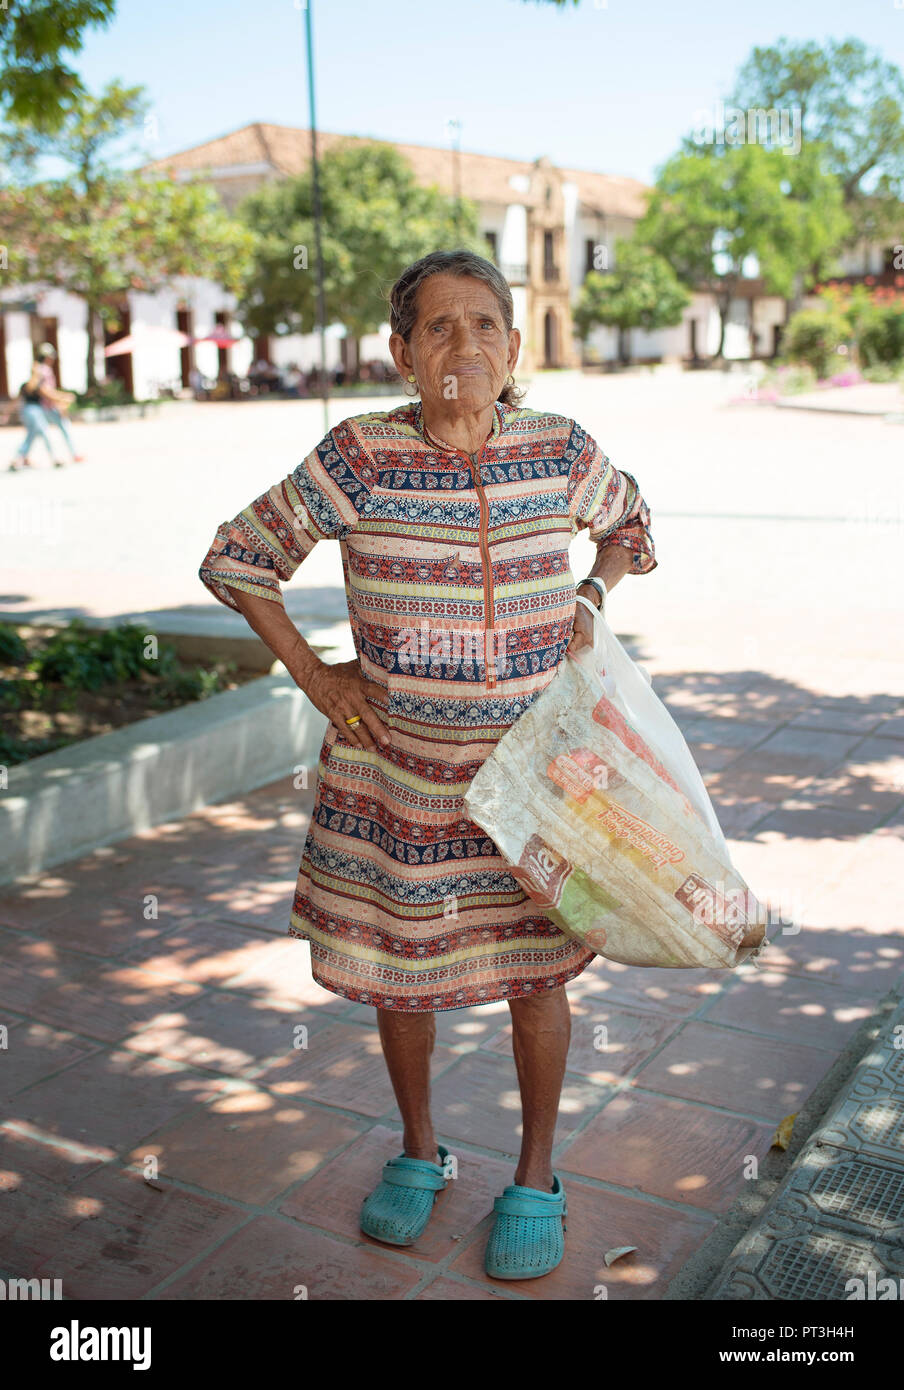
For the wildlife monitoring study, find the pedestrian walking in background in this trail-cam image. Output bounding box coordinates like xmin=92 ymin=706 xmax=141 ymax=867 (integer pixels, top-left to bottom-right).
xmin=8 ymin=359 xmax=64 ymax=470
xmin=35 ymin=344 xmax=83 ymax=464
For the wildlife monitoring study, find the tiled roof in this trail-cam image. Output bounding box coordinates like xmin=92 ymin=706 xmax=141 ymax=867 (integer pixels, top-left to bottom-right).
xmin=144 ymin=122 xmax=650 ymax=219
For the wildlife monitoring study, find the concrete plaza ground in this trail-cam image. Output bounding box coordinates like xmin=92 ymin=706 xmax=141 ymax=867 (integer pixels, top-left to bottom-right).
xmin=1 ymin=369 xmax=902 ymax=1298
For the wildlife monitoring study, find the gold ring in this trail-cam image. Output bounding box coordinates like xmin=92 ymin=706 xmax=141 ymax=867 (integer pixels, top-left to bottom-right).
xmin=344 ymin=714 xmax=362 ymax=726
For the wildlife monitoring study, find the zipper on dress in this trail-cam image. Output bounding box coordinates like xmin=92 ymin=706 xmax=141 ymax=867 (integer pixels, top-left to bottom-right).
xmin=467 ymin=447 xmax=497 ymax=691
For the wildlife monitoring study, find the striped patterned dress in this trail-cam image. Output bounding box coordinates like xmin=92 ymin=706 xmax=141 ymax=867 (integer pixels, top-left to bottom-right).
xmin=199 ymin=398 xmax=656 ymax=1011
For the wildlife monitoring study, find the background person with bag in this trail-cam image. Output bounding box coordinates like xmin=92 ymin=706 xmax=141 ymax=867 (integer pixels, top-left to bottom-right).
xmin=8 ymin=359 xmax=63 ymax=470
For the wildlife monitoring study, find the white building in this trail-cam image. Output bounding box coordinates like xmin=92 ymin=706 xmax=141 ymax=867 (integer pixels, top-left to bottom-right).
xmin=2 ymin=122 xmax=900 ymax=401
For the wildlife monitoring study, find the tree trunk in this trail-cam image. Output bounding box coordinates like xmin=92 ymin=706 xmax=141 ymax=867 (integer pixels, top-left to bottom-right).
xmin=711 ymin=276 xmax=739 ymax=365
xmin=712 ymin=282 xmax=734 ymax=364
xmin=714 ymin=303 xmax=728 ymax=362
xmin=786 ymin=270 xmax=804 ymax=322
xmin=617 ymin=325 xmax=631 ymax=366
xmin=86 ymin=304 xmax=98 ymax=390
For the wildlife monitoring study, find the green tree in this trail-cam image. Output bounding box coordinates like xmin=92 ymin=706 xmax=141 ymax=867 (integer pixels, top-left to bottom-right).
xmin=0 ymin=0 xmax=117 ymax=133
xmin=235 ymin=142 xmax=485 ymax=362
xmin=572 ymin=239 xmax=690 ymax=365
xmin=729 ymin=36 xmax=904 ymax=244
xmin=0 ymin=82 xmax=255 ymax=388
xmin=639 ymin=141 xmax=848 ymax=359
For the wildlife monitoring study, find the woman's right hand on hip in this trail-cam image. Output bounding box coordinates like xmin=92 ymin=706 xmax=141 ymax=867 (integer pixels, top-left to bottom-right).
xmin=305 ymin=659 xmax=392 ymax=752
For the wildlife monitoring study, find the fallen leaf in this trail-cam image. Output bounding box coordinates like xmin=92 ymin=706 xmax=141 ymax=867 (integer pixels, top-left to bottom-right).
xmin=771 ymin=1112 xmax=797 ymax=1151
xmin=604 ymin=1245 xmax=637 ymax=1266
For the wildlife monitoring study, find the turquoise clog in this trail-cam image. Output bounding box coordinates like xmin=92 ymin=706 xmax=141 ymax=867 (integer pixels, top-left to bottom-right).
xmin=484 ymin=1175 xmax=567 ymax=1279
xmin=360 ymin=1146 xmax=451 ymax=1246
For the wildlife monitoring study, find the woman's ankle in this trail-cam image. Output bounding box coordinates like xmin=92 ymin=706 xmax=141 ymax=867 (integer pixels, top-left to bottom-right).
xmin=403 ymin=1136 xmax=440 ymax=1163
xmin=514 ymin=1163 xmax=555 ymax=1192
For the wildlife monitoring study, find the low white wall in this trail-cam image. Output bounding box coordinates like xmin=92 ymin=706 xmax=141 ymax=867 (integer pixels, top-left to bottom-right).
xmin=1 ymin=675 xmax=329 ymax=885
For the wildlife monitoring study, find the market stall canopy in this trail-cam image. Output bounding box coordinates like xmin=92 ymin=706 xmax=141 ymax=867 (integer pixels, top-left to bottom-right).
xmin=104 ymin=326 xmax=192 ymax=357
xmin=190 ymin=332 xmax=245 ymax=348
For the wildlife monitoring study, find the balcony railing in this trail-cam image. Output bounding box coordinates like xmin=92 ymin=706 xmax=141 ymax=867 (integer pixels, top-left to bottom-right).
xmin=543 ymin=262 xmax=559 ymax=283
xmin=501 ymin=261 xmax=528 ymax=284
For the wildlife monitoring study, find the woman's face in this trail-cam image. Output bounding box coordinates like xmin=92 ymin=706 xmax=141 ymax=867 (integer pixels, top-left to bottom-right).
xmin=389 ymin=273 xmax=520 ymax=415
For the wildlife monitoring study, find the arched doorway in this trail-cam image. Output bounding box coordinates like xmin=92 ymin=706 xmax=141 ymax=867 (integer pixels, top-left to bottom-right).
xmin=214 ymin=311 xmax=231 ymax=379
xmin=103 ymin=303 xmax=134 ymax=398
xmin=543 ymin=310 xmax=558 ymax=367
xmin=177 ymin=306 xmax=194 ymax=388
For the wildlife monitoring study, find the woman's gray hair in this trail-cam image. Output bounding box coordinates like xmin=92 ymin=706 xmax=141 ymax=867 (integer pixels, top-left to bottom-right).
xmin=388 ymin=250 xmax=525 ymax=407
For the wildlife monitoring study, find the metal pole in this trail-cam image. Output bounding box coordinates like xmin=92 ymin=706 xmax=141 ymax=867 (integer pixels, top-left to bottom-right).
xmin=304 ymin=0 xmax=330 ymax=436
xmin=447 ymin=118 xmax=461 ymax=242
xmin=455 ymin=131 xmax=461 ymax=242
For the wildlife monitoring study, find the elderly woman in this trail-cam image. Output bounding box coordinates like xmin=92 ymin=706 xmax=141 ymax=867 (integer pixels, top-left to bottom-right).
xmin=199 ymin=249 xmax=656 ymax=1282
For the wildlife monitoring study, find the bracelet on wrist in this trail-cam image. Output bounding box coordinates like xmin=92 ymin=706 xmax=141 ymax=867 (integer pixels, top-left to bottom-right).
xmin=577 ymin=576 xmax=607 ymax=611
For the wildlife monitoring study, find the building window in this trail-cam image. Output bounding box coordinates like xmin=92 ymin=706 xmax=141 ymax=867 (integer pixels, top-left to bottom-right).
xmin=484 ymin=230 xmax=498 ymax=262
xmin=34 ymin=316 xmax=59 ymax=357
xmin=544 ymin=310 xmax=558 ymax=366
xmin=543 ymin=231 xmax=557 ymax=282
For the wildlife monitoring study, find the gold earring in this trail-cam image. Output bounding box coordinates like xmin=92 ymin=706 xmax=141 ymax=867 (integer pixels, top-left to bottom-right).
xmin=408 ymin=374 xmax=416 ymax=383
xmin=505 ymin=374 xmax=515 ymax=385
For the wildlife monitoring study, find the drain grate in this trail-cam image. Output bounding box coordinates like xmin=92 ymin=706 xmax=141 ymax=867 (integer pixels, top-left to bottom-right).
xmin=809 ymin=1157 xmax=904 ymax=1236
xmin=761 ymin=1230 xmax=874 ymax=1301
xmin=819 ymin=1069 xmax=904 ymax=1161
xmin=712 ymin=1224 xmax=904 ymax=1301
xmin=703 ymin=998 xmax=904 ymax=1301
xmin=856 ymin=1097 xmax=904 ymax=1148
xmin=821 ymin=1095 xmax=904 ymax=1157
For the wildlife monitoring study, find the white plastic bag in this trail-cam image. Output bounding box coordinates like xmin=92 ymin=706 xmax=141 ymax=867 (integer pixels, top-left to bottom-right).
xmin=464 ymin=598 xmax=768 ymax=969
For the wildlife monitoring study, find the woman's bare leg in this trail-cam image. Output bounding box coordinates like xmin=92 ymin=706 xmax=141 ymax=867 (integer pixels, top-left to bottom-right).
xmin=376 ymin=1007 xmax=439 ymax=1162
xmin=508 ymin=986 xmax=571 ymax=1191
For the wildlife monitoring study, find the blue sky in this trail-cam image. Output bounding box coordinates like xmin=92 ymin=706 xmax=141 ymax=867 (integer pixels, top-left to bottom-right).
xmin=73 ymin=0 xmax=904 ymax=185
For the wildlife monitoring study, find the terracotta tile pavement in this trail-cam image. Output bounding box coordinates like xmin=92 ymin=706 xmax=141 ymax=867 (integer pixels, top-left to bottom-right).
xmin=698 ymin=969 xmax=875 ymax=1048
xmin=21 ymin=1164 xmax=244 ymax=1301
xmin=0 ymin=1020 xmax=102 ymax=1103
xmin=556 ymin=1092 xmax=776 ymax=1213
xmin=8 ymin=1048 xmax=230 ymax=1151
xmin=124 ymin=1087 xmax=366 ymax=1205
xmin=414 ymin=1274 xmax=518 ymax=1299
xmin=157 ymin=1215 xmax=425 ymax=1301
xmin=1 ymin=685 xmax=902 ymax=1298
xmin=630 ymin=1021 xmax=835 ymax=1121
